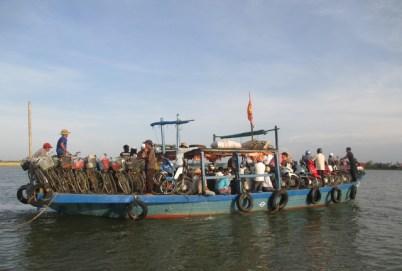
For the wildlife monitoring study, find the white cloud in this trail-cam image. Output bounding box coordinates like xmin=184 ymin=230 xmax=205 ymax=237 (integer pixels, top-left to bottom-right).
xmin=0 ymin=62 xmax=83 ymax=95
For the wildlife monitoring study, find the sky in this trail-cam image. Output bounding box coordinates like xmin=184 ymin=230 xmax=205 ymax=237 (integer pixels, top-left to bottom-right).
xmin=1 ymin=0 xmax=402 ymax=162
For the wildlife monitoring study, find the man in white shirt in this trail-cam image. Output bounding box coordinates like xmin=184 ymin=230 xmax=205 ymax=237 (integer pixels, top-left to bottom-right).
xmin=33 ymin=143 xmax=53 ymax=158
xmin=314 ymin=148 xmax=326 ymax=180
xmin=254 ymin=160 xmax=266 ymax=192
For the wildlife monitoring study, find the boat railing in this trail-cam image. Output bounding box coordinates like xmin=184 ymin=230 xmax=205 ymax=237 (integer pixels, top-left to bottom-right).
xmin=204 ymin=173 xmax=273 ymax=181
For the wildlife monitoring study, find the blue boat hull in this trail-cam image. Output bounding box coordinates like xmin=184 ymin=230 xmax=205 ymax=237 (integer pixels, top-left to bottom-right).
xmin=41 ymin=182 xmax=359 ymax=220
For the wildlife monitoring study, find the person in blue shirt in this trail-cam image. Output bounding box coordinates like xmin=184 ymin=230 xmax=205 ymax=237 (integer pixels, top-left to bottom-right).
xmin=214 ymin=169 xmax=232 ymax=195
xmin=56 ymin=129 xmax=70 ymax=157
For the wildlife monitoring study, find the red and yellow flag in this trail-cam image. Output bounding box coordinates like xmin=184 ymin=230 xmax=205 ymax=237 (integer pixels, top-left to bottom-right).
xmin=247 ymin=93 xmax=254 ymax=128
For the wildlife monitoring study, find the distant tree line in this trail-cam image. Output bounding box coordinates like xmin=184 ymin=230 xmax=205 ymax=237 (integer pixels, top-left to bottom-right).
xmin=364 ymin=161 xmax=402 ymax=170
xmin=0 ymin=160 xmax=20 ymax=163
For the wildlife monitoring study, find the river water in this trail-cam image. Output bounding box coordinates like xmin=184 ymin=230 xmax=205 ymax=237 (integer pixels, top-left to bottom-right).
xmin=0 ymin=167 xmax=401 ymax=271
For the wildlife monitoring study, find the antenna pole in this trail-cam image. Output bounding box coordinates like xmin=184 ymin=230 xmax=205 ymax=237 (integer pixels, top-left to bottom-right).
xmin=28 ymin=101 xmax=32 ymax=158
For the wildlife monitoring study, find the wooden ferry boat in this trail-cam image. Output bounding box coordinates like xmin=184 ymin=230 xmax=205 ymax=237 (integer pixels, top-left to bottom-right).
xmin=18 ymin=122 xmax=361 ymax=221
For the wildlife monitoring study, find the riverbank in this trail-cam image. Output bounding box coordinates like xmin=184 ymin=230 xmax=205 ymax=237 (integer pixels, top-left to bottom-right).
xmin=0 ymin=161 xmax=20 ymax=167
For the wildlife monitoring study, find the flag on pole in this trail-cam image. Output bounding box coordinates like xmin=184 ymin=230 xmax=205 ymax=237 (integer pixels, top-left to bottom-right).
xmin=247 ymin=93 xmax=255 ymax=128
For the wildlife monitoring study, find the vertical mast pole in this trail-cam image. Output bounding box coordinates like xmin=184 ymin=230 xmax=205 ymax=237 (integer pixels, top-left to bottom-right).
xmin=28 ymin=101 xmax=32 ymax=158
xmin=160 ymin=117 xmax=165 ymax=154
xmin=274 ymin=125 xmax=281 ymax=189
xmin=251 ymin=123 xmax=254 ymax=141
xmin=176 ymin=113 xmax=180 ymax=151
xmin=200 ymin=150 xmax=206 ymax=194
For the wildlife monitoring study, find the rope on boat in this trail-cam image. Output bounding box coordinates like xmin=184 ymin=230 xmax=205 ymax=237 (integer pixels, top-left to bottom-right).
xmin=17 ymin=195 xmax=56 ymax=228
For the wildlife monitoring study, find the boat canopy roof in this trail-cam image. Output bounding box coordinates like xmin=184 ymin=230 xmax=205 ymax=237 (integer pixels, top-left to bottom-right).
xmin=213 ymin=127 xmax=279 ymax=140
xmin=150 ymin=119 xmax=194 ymax=127
xmin=184 ymin=147 xmax=276 ymax=162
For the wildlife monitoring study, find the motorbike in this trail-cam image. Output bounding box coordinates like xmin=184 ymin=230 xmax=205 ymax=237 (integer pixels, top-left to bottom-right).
xmin=155 ymin=157 xmax=192 ymax=195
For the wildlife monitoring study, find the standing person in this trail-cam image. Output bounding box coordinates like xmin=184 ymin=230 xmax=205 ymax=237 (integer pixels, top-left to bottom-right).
xmin=142 ymin=140 xmax=158 ymax=194
xmin=314 ymin=148 xmax=326 ymax=180
xmin=130 ymin=148 xmax=138 ymax=158
xmin=175 ymin=142 xmax=189 ymax=168
xmin=328 ymin=153 xmax=337 ymax=171
xmin=342 ymin=147 xmax=358 ymax=182
xmin=33 ymin=142 xmax=53 ymax=158
xmin=301 ymin=150 xmax=313 ymax=166
xmin=254 ymin=158 xmax=266 ymax=192
xmin=120 ymin=145 xmax=130 ymax=158
xmin=56 ymin=129 xmax=70 ymax=157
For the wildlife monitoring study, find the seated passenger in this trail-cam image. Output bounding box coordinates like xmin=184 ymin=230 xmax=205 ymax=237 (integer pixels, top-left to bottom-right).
xmin=192 ymin=168 xmax=215 ymax=196
xmin=214 ymin=170 xmax=231 ymax=195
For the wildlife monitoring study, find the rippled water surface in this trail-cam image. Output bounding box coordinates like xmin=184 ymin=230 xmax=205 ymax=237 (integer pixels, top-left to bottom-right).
xmin=1 ymin=168 xmax=401 ymax=270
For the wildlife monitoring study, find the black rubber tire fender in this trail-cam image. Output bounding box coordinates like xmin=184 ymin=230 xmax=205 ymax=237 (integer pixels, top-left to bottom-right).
xmin=127 ymin=199 xmax=148 ymax=221
xmin=331 ymin=186 xmax=342 ymax=203
xmin=17 ymin=184 xmax=30 ymax=204
xmin=349 ymin=185 xmax=357 ymax=200
xmin=308 ymin=187 xmax=321 ymax=204
xmin=269 ymin=190 xmax=289 ymax=212
xmin=236 ymin=193 xmax=253 ymax=213
xmin=29 ymin=184 xmax=53 ymax=206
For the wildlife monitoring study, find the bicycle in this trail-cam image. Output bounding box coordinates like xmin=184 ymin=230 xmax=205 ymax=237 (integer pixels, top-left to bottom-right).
xmin=125 ymin=158 xmax=145 ymax=194
xmin=99 ymin=154 xmax=117 ymax=194
xmin=85 ymin=155 xmax=101 ymax=193
xmin=71 ymin=152 xmax=90 ymax=193
xmin=111 ymin=157 xmax=131 ymax=194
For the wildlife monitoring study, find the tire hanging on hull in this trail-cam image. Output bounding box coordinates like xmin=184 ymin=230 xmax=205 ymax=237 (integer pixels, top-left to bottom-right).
xmin=330 ymin=186 xmax=342 ymax=203
xmin=30 ymin=184 xmax=53 ymax=207
xmin=17 ymin=184 xmax=32 ymax=204
xmin=127 ymin=198 xmax=148 ymax=221
xmin=308 ymin=187 xmax=321 ymax=204
xmin=268 ymin=190 xmax=288 ymax=213
xmin=236 ymin=193 xmax=253 ymax=213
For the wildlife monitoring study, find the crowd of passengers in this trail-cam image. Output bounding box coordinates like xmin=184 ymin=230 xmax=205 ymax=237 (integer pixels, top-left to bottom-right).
xmin=189 ymin=146 xmax=360 ymax=195
xmin=32 ymin=129 xmax=360 ymax=195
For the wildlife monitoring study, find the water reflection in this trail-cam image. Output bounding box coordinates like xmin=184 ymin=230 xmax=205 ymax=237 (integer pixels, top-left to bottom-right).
xmin=15 ymin=204 xmax=368 ymax=271
xmin=2 ymin=168 xmax=401 ymax=270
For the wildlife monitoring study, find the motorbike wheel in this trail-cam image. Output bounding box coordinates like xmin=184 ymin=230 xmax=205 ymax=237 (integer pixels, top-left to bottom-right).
xmin=153 ymin=172 xmax=165 ymax=186
xmin=281 ymin=176 xmax=290 ymax=189
xmin=176 ymin=176 xmax=193 ymax=195
xmin=160 ymin=180 xmax=175 ymax=194
xmin=289 ymin=175 xmax=300 ymax=189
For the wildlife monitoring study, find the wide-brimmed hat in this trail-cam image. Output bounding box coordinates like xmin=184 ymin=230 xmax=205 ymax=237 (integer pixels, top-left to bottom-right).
xmin=60 ymin=129 xmax=71 ymax=135
xmin=180 ymin=142 xmax=189 ymax=148
xmin=143 ymin=139 xmax=153 ymax=145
